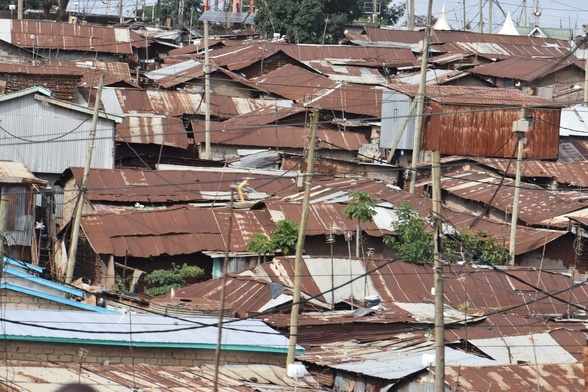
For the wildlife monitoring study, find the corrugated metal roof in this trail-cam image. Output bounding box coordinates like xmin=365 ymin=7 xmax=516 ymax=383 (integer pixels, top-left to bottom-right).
xmin=306 ymin=84 xmax=383 ymax=117
xmin=560 ymin=104 xmax=588 ymax=137
xmin=2 ymin=19 xmax=133 ymax=54
xmin=100 ymin=87 xmax=203 ymax=116
xmin=81 ymin=206 xmax=275 ymax=257
xmin=305 ymin=60 xmax=388 ymax=84
xmin=117 ymin=116 xmax=189 ymax=148
xmin=515 ymin=26 xmax=573 ymax=40
xmin=253 ymin=63 xmax=339 ymax=102
xmin=0 ymin=362 xmax=319 ymax=391
xmin=0 ymin=308 xmax=294 ymax=352
xmin=469 ymin=333 xmax=578 ymax=364
xmin=67 ymin=167 xmax=297 ymax=204
xmin=191 ymin=123 xmax=367 ymax=150
xmin=388 ymin=83 xmax=556 ymax=106
xmin=444 ymin=363 xmax=584 ymax=391
xmin=469 ymin=56 xmax=579 ymax=82
xmin=0 ymin=161 xmax=44 ymax=184
xmin=223 ymin=106 xmax=307 ymax=127
xmin=439 ymin=171 xmax=587 ymax=226
xmin=363 ymin=28 xmax=571 ymax=58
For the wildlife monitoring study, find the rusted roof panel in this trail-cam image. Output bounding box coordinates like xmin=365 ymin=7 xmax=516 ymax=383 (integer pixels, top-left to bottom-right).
xmin=305 ymin=60 xmax=388 ymax=84
xmin=444 ymin=363 xmax=584 ymax=391
xmin=473 ymin=158 xmax=588 ymax=188
xmin=439 ymin=171 xmax=587 ymax=226
xmin=363 ymin=28 xmax=571 ymax=58
xmin=191 ymin=123 xmax=367 ymax=149
xmin=0 ymin=362 xmax=319 ymax=391
xmin=81 ymin=206 xmax=275 ymax=257
xmin=100 ymin=87 xmax=203 ymax=116
xmin=0 ymin=63 xmax=83 ymax=76
xmin=469 ymin=56 xmax=579 ymax=82
xmin=167 ymin=40 xmax=222 ymax=56
xmin=7 ymin=19 xmax=133 ymax=54
xmin=117 ymin=116 xmax=190 ymax=148
xmin=0 ymin=161 xmax=44 ymax=184
xmin=223 ymin=106 xmax=307 ymax=127
xmin=307 ymin=84 xmax=382 ymax=117
xmin=69 ymin=167 xmax=296 ymax=203
xmin=253 ymin=63 xmax=339 ymax=102
xmin=388 ymin=83 xmax=556 ymax=106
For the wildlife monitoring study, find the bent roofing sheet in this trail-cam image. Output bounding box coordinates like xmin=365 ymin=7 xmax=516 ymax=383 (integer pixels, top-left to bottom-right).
xmin=306 ymin=84 xmax=382 ymax=118
xmin=439 ymin=171 xmax=587 ymax=226
xmin=100 ymin=87 xmax=203 ymax=116
xmin=0 ymin=308 xmax=292 ymax=351
xmin=468 ymin=56 xmax=578 ymax=82
xmin=69 ymin=167 xmax=296 ymax=203
xmin=6 ymin=19 xmax=133 ymax=54
xmin=81 ymin=206 xmax=275 ymax=257
xmin=223 ymin=106 xmax=307 ymax=126
xmin=444 ymin=363 xmax=584 ymax=392
xmin=0 ymin=161 xmax=44 ymax=184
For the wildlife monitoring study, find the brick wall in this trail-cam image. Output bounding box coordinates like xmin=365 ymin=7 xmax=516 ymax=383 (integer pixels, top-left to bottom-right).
xmin=0 ymin=341 xmax=287 ymax=367
xmin=1 ymin=291 xmax=80 ymax=311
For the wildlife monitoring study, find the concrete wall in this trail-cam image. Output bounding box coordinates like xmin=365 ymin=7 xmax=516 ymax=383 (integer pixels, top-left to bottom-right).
xmin=0 ymin=340 xmax=286 ymax=367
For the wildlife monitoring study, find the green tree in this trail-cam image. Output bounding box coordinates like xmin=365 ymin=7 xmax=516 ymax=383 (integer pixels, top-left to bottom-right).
xmin=271 ymin=219 xmax=300 ymax=256
xmin=444 ymin=228 xmax=510 ymax=265
xmin=378 ymin=0 xmax=405 ymax=25
xmin=247 ymin=232 xmax=273 ymax=264
xmin=344 ymin=191 xmax=377 ymax=258
xmin=254 ymin=0 xmax=362 ymax=44
xmin=383 ymin=202 xmax=433 ymax=263
xmin=144 ymin=263 xmax=204 ymax=296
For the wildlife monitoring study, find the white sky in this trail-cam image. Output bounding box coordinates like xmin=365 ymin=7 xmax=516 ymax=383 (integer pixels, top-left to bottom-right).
xmin=405 ymin=0 xmax=588 ymax=35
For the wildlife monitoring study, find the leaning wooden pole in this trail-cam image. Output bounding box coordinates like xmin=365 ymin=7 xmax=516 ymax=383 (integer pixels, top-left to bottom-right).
xmin=286 ymin=108 xmax=319 ymax=365
xmin=65 ymin=75 xmax=105 ymax=284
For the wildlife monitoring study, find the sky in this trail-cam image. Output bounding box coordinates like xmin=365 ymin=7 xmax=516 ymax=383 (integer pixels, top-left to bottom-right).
xmin=407 ymin=0 xmax=588 ymax=35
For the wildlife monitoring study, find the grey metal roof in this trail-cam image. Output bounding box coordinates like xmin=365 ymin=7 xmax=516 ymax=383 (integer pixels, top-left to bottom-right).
xmin=560 ymin=104 xmax=588 ymax=137
xmin=327 ymin=347 xmax=496 ymax=380
xmin=0 ymin=309 xmax=297 ymax=353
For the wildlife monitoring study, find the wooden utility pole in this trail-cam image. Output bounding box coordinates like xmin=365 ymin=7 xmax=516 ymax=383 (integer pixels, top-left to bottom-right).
xmin=488 ymin=0 xmax=493 ymax=33
xmin=372 ymin=0 xmax=377 ymax=23
xmin=479 ymin=0 xmax=483 ymax=33
xmin=65 ymin=75 xmax=105 ymax=284
xmin=0 ymin=193 xmax=9 ymax=262
xmin=431 ymin=150 xmax=445 ymax=392
xmin=583 ymin=26 xmax=588 ymax=107
xmin=463 ymin=0 xmax=467 ymax=30
xmin=17 ymin=0 xmax=23 ymax=19
xmin=118 ymin=0 xmax=123 ymax=23
xmin=204 ymin=16 xmax=212 ymax=160
xmin=409 ymin=0 xmax=434 ymax=194
xmin=408 ymin=0 xmax=415 ymax=30
xmin=286 ymin=109 xmax=319 ymax=366
xmin=509 ymin=108 xmax=528 ymax=266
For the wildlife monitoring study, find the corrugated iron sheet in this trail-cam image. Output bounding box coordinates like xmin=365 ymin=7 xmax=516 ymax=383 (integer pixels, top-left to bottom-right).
xmin=444 ymin=363 xmax=584 ymax=391
xmin=191 ymin=123 xmax=367 ymax=150
xmin=306 ymin=84 xmax=382 ymax=117
xmin=68 ymin=167 xmax=296 ymax=203
xmin=0 ymin=308 xmax=292 ymax=351
xmin=0 ymin=362 xmax=319 ymax=391
xmin=305 ymin=60 xmax=388 ymax=84
xmin=6 ymin=19 xmax=133 ymax=54
xmin=363 ymin=27 xmax=571 ymax=58
xmin=117 ymin=116 xmax=190 ymax=148
xmin=0 ymin=161 xmax=44 ymax=184
xmin=439 ymin=171 xmax=586 ymax=226
xmin=223 ymin=106 xmax=307 ymax=127
xmin=253 ymin=63 xmax=339 ymax=102
xmin=81 ymin=206 xmax=275 ymax=257
xmin=469 ymin=56 xmax=579 ymax=82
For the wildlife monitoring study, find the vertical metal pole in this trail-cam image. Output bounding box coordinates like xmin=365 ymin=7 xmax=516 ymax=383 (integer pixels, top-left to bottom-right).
xmin=65 ymin=76 xmax=105 ymax=284
xmin=286 ymin=109 xmax=319 ymax=366
xmin=432 ymin=150 xmax=445 ymax=392
xmin=409 ymin=0 xmax=434 ymax=194
xmin=204 ymin=19 xmax=212 ymax=160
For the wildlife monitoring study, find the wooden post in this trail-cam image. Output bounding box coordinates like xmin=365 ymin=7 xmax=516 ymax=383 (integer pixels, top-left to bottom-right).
xmin=432 ymin=150 xmax=445 ymax=392
xmin=286 ymin=109 xmax=319 ymax=365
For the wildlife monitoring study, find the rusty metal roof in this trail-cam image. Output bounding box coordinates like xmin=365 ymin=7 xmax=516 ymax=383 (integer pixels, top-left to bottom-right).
xmin=363 ymin=27 xmax=571 ymax=58
xmin=0 ymin=362 xmax=319 ymax=391
xmin=4 ymin=19 xmax=133 ymax=54
xmin=191 ymin=123 xmax=367 ymax=150
xmin=117 ymin=116 xmax=190 ymax=148
xmin=469 ymin=56 xmax=580 ymax=82
xmin=253 ymin=63 xmax=339 ymax=102
xmin=0 ymin=63 xmax=83 ymax=76
xmin=305 ymin=60 xmax=389 ymax=84
xmin=80 ymin=206 xmax=275 ymax=257
xmin=100 ymin=87 xmax=203 ymax=116
xmin=223 ymin=106 xmax=307 ymax=127
xmin=388 ymin=83 xmax=556 ymax=106
xmin=439 ymin=171 xmax=587 ymax=226
xmin=444 ymin=363 xmax=584 ymax=391
xmin=472 ymin=158 xmax=588 ymax=188
xmin=67 ymin=167 xmax=297 ymax=203
xmin=0 ymin=161 xmax=45 ymax=184
xmin=306 ymin=84 xmax=383 ymax=117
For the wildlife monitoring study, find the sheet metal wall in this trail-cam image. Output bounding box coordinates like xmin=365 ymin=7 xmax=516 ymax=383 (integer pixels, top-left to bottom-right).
xmin=0 ymin=94 xmax=115 ymax=175
xmin=380 ymin=88 xmax=415 ymax=150
xmin=422 ymin=102 xmax=561 ymax=159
